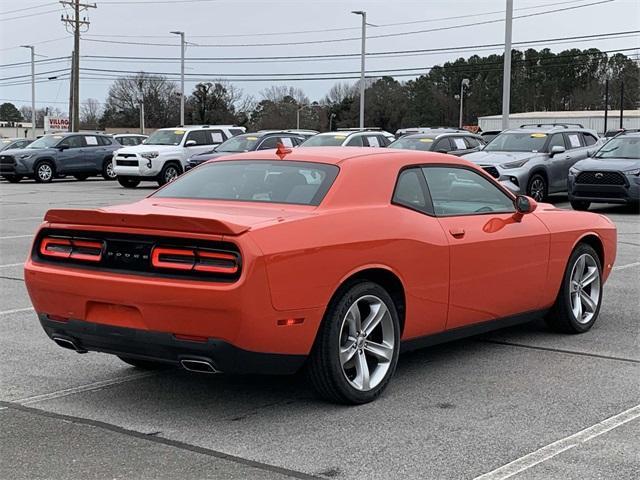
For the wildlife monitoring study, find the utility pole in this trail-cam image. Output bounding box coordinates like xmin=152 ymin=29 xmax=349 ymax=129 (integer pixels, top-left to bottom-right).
xmin=458 ymin=78 xmax=470 ymax=129
xmin=61 ymin=0 xmax=96 ymax=132
xmin=603 ymin=79 xmax=609 ymax=134
xmin=501 ymin=0 xmax=513 ymax=130
xmin=171 ymin=31 xmax=186 ymax=126
xmin=619 ymin=80 xmax=624 ymax=129
xmin=21 ymin=45 xmax=36 ymax=139
xmin=138 ymin=79 xmax=145 ymax=134
xmin=68 ymin=52 xmax=75 ymax=131
xmin=352 ymin=11 xmax=366 ymax=130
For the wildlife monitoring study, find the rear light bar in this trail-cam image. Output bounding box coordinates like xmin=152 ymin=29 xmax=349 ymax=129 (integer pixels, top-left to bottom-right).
xmin=151 ymin=246 xmax=239 ymax=275
xmin=39 ymin=236 xmax=103 ymax=262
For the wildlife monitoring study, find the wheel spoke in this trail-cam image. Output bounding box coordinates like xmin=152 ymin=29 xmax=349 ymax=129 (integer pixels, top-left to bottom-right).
xmin=340 ymin=337 xmax=357 ymax=366
xmin=573 ymin=256 xmax=586 ymax=283
xmin=572 ymin=292 xmax=582 ymax=319
xmin=580 ymin=290 xmax=597 ymax=313
xmin=581 ymin=267 xmax=598 ymax=287
xmin=362 ymin=302 xmax=387 ymax=337
xmin=354 ymin=351 xmax=370 ymax=391
xmin=345 ymin=303 xmax=361 ymax=336
xmin=364 ymin=340 xmax=393 ymax=363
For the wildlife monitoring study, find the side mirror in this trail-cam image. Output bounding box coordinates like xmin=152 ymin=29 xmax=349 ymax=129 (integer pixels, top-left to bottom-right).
xmin=513 ymin=195 xmax=538 ymax=221
xmin=549 ymin=145 xmax=565 ymax=156
xmin=436 ymin=149 xmax=448 ymax=154
xmin=587 ymin=148 xmax=596 ymax=157
xmin=57 ymin=144 xmax=69 ymax=151
xmin=185 ymin=140 xmax=197 ymax=147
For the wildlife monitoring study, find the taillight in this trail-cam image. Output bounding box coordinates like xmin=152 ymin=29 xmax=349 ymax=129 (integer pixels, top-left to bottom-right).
xmin=40 ymin=236 xmax=103 ymax=262
xmin=151 ymin=246 xmax=239 ymax=275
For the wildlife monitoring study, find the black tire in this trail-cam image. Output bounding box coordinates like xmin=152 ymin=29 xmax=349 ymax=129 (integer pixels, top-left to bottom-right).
xmin=570 ymin=200 xmax=591 ymax=211
xmin=545 ymin=243 xmax=603 ymax=334
xmin=34 ymin=161 xmax=55 ymax=183
xmin=74 ymin=174 xmax=89 ymax=181
xmin=117 ymin=176 xmax=140 ymax=188
xmin=102 ymin=157 xmax=116 ymax=180
xmin=527 ymin=173 xmax=547 ymax=202
xmin=118 ymin=356 xmax=169 ymax=370
xmin=3 ymin=175 xmax=23 ymax=183
xmin=157 ymin=162 xmax=182 ymax=186
xmin=307 ymin=281 xmax=401 ymax=405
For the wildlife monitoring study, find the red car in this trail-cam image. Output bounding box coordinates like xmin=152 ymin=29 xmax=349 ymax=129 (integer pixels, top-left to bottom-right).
xmin=24 ymin=146 xmax=617 ymax=404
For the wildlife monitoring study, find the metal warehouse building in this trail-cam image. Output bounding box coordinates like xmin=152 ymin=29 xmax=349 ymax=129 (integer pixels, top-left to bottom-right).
xmin=478 ymin=110 xmax=640 ymax=134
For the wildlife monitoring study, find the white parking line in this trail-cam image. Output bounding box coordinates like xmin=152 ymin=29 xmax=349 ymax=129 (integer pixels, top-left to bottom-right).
xmin=0 ymin=263 xmax=24 ymax=268
xmin=0 ymin=307 xmax=33 ymax=316
xmin=613 ymin=261 xmax=640 ymax=271
xmin=0 ymin=372 xmax=159 ymax=411
xmin=474 ymin=404 xmax=640 ymax=480
xmin=0 ymin=234 xmax=33 ymax=240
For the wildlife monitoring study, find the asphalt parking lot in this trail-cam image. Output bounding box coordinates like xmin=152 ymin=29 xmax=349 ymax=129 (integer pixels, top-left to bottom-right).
xmin=1 ymin=178 xmax=638 ymax=480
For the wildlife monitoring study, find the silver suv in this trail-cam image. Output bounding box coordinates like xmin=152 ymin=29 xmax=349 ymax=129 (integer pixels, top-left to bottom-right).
xmin=463 ymin=124 xmax=601 ymax=201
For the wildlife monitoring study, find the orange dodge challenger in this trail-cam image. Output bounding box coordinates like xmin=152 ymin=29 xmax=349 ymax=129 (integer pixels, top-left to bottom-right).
xmin=24 ymin=146 xmax=617 ymax=404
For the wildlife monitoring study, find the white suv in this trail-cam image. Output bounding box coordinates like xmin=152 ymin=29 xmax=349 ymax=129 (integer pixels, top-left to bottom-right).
xmin=113 ymin=125 xmax=245 ymax=188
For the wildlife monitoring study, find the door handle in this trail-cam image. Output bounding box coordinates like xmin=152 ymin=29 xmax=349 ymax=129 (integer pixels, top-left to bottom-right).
xmin=449 ymin=228 xmax=465 ymax=239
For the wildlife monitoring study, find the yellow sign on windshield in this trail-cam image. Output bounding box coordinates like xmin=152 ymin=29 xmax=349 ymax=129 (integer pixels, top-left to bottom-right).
xmin=530 ymin=133 xmax=547 ymax=138
xmin=174 ymin=130 xmax=185 ymax=134
xmin=334 ymin=135 xmax=346 ymax=139
xmin=246 ymin=137 xmax=258 ymax=141
xmin=419 ymin=138 xmax=434 ymax=143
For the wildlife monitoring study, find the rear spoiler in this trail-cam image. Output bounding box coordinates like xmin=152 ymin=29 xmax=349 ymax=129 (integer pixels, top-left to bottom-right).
xmin=44 ymin=209 xmax=250 ymax=236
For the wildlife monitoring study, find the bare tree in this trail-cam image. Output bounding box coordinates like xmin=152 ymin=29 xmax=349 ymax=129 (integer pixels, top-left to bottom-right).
xmin=260 ymin=85 xmax=309 ymax=105
xmin=80 ymin=98 xmax=102 ymax=130
xmin=322 ymin=82 xmax=356 ymax=105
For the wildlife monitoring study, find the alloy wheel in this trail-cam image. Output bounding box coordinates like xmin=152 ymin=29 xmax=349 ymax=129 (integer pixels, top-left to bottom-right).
xmin=528 ymin=177 xmax=545 ymax=202
xmin=569 ymin=253 xmax=601 ymax=324
xmin=339 ymin=295 xmax=395 ymax=392
xmin=37 ymin=164 xmax=53 ymax=181
xmin=165 ymin=166 xmax=179 ymax=183
xmin=106 ymin=162 xmax=116 ymax=179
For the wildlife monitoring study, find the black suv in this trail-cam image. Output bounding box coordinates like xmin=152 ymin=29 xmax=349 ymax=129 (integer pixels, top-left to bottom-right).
xmin=186 ymin=131 xmax=305 ymax=170
xmin=0 ymin=133 xmax=121 ymax=183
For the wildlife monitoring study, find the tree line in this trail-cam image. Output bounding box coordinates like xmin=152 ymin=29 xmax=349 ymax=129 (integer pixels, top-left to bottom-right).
xmin=1 ymin=48 xmax=637 ymax=133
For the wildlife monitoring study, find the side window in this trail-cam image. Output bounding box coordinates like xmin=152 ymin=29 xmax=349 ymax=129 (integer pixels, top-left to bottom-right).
xmin=345 ymin=135 xmax=364 ymax=147
xmin=464 ymin=137 xmax=480 ymax=148
xmin=434 ymin=137 xmax=452 ymax=152
xmin=186 ymin=130 xmax=211 ymax=146
xmin=366 ymin=135 xmax=381 ymax=148
xmin=379 ymin=135 xmax=391 ymax=147
xmin=583 ymin=133 xmax=597 ymax=146
xmin=547 ymin=134 xmax=565 ymax=151
xmin=422 ymin=167 xmax=515 ymax=216
xmin=279 ymin=136 xmax=295 ymax=148
xmin=258 ymin=136 xmax=279 ymax=150
xmin=99 ymin=136 xmax=113 ymax=146
xmin=565 ymin=133 xmax=583 ymax=149
xmin=451 ymin=137 xmax=468 ymax=151
xmin=208 ymin=130 xmax=225 ymax=144
xmin=392 ymin=168 xmax=429 ymax=211
xmin=229 ymin=128 xmax=244 ymax=137
xmin=59 ymin=136 xmax=85 ymax=148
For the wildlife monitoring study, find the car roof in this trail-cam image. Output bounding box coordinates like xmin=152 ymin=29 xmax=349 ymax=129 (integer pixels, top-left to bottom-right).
xmin=205 ymin=146 xmax=474 ymax=167
xmin=114 ymin=133 xmax=147 ymax=137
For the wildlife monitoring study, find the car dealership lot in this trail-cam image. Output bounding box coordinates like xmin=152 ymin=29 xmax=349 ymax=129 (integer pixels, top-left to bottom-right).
xmin=1 ymin=179 xmax=638 ymax=479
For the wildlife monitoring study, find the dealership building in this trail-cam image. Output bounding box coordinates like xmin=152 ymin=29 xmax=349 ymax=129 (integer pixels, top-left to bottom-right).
xmin=478 ymin=110 xmax=640 ymax=134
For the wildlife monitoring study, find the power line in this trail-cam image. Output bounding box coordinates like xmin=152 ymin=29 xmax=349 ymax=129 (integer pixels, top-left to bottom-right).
xmin=0 ymin=2 xmax=58 ymax=16
xmin=78 ymin=31 xmax=639 ymax=63
xmin=0 ymin=8 xmax=61 ymax=22
xmin=82 ymin=0 xmax=615 ymax=48
xmin=82 ymin=0 xmax=587 ymax=40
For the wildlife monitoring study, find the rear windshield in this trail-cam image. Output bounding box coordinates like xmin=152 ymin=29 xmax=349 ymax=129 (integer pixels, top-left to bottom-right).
xmin=388 ymin=136 xmax=436 ymax=151
xmin=594 ymin=137 xmax=640 ymax=159
xmin=484 ymin=132 xmax=549 ymax=152
xmin=154 ymin=160 xmax=339 ymax=206
xmin=301 ymin=134 xmax=348 ymax=147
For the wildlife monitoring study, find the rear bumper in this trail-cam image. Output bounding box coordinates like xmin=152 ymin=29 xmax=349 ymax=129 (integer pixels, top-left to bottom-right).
xmin=39 ymin=315 xmax=306 ymax=374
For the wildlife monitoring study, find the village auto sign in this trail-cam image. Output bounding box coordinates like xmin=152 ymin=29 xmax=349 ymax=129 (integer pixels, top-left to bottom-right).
xmin=44 ymin=116 xmax=70 ymax=133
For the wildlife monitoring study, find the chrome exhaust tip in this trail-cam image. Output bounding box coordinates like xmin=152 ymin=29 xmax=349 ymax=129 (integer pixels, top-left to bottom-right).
xmin=180 ymin=358 xmax=218 ymax=374
xmin=52 ymin=336 xmax=87 ymax=353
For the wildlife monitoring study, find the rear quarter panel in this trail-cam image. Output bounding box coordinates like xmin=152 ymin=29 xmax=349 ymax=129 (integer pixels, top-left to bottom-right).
xmin=533 ymin=206 xmax=617 ymax=308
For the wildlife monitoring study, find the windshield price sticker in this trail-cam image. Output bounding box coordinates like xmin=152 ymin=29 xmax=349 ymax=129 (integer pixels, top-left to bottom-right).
xmin=530 ymin=133 xmax=547 ymax=138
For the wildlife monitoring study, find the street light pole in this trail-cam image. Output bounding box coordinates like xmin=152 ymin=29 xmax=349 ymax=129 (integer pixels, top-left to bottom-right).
xmin=501 ymin=0 xmax=513 ymax=130
xmin=171 ymin=31 xmax=185 ymax=125
xmin=21 ymin=45 xmax=36 ymax=139
xmin=352 ymin=11 xmax=366 ymax=130
xmin=329 ymin=112 xmax=336 ymax=131
xmin=459 ymin=78 xmax=470 ymax=129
